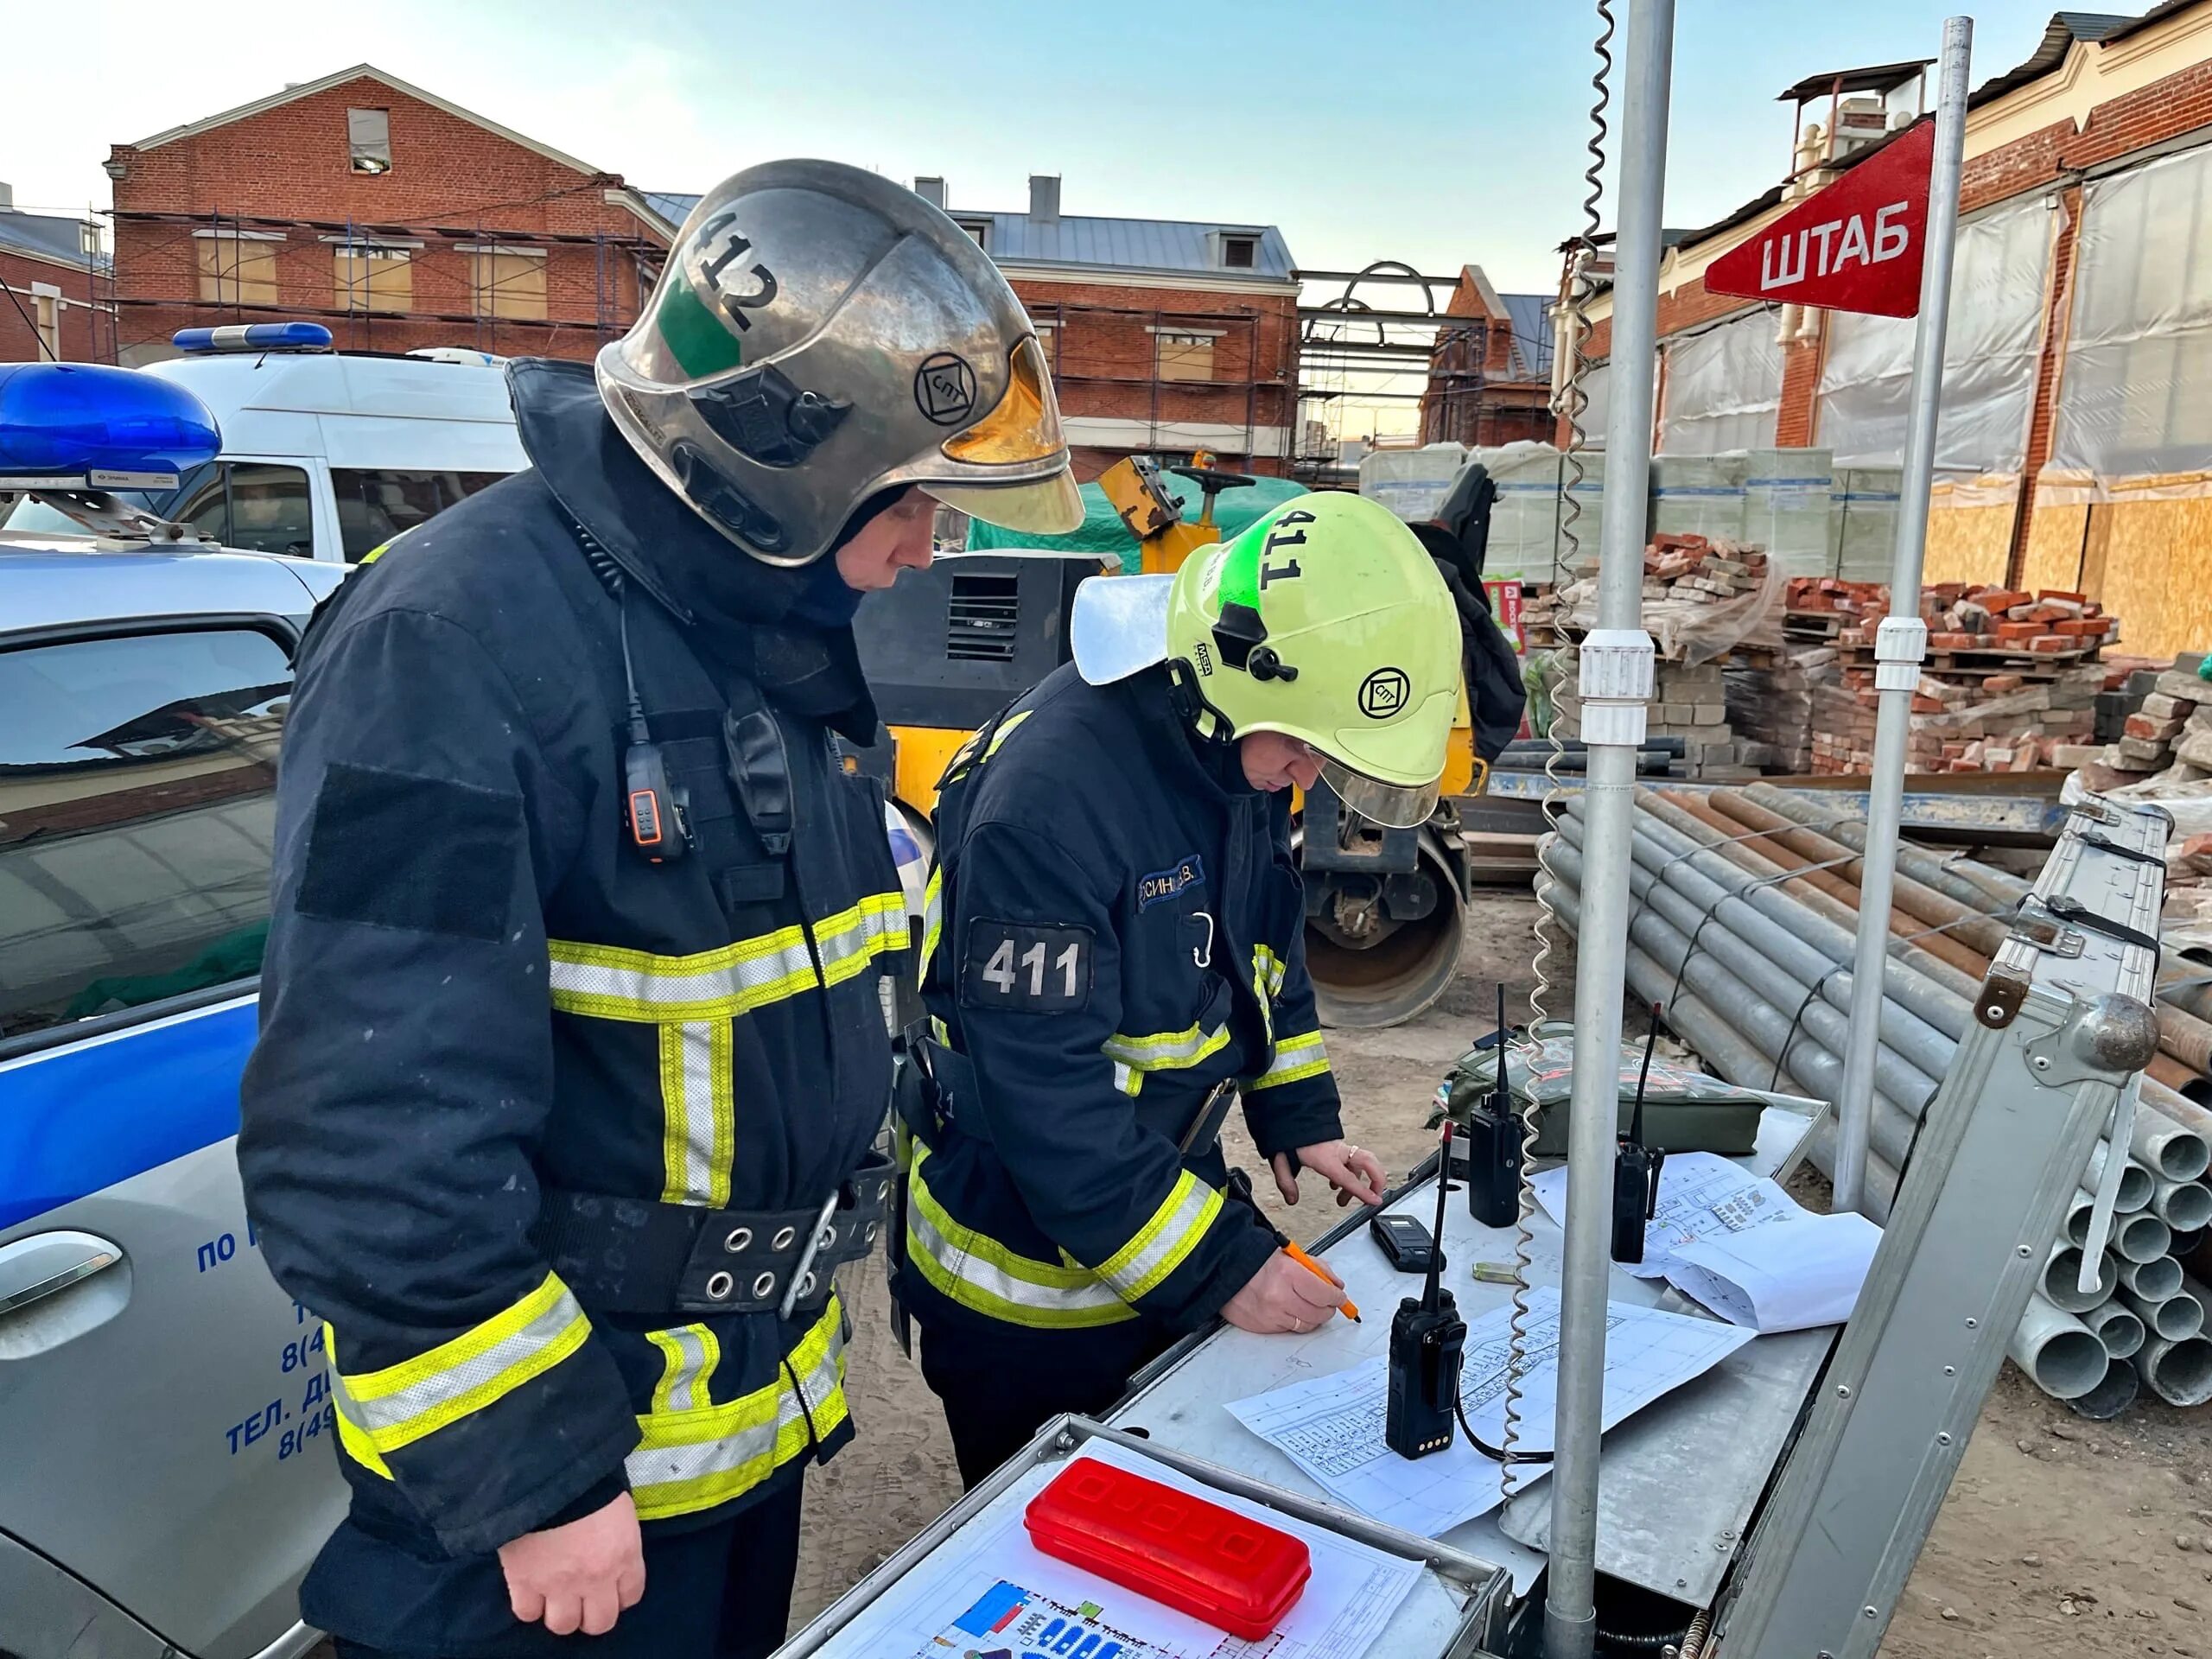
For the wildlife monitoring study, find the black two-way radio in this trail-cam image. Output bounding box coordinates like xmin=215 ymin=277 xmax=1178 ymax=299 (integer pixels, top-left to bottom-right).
xmin=1611 ymin=1005 xmax=1668 ymax=1266
xmin=573 ymin=525 xmax=693 ymax=866
xmin=1386 ymin=1123 xmax=1467 ymax=1459
xmin=1464 ymin=984 xmax=1522 ymax=1229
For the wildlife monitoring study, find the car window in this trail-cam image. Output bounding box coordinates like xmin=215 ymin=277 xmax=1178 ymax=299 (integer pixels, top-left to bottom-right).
xmin=0 ymin=627 xmax=292 ymax=1043
xmin=0 ymin=465 xmax=213 ymax=539
xmin=221 ymin=463 xmax=315 ymax=557
xmin=331 ymin=468 xmax=509 ymax=558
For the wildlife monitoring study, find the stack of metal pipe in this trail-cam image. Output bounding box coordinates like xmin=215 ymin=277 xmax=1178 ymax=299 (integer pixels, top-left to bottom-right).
xmin=1536 ymin=781 xmax=2212 ymax=1418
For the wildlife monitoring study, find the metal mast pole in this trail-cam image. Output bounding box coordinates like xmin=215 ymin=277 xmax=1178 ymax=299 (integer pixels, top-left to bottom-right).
xmin=1542 ymin=3 xmax=1671 ymax=1656
xmin=1833 ymin=17 xmax=1972 ymax=1217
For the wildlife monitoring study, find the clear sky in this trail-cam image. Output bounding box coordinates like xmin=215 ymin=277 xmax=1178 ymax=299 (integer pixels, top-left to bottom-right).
xmin=3 ymin=0 xmax=2076 ymax=434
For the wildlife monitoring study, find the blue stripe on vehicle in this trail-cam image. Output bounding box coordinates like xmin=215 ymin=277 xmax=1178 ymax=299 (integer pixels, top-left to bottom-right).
xmin=0 ymin=997 xmax=257 ymax=1231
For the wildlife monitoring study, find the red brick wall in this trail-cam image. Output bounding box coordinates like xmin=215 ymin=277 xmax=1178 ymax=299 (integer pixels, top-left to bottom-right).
xmin=1011 ymin=276 xmax=1297 ymax=476
xmin=0 ymin=248 xmax=106 ymax=362
xmin=105 ymin=74 xmax=656 ymax=362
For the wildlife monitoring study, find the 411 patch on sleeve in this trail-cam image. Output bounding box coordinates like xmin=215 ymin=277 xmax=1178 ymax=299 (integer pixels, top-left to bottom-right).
xmin=963 ymin=919 xmax=1093 ymax=1014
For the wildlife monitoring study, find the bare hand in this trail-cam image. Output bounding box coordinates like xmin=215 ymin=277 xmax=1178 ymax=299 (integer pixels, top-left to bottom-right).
xmin=1222 ymin=1249 xmax=1349 ymax=1335
xmin=498 ymin=1491 xmax=645 ymax=1636
xmin=1271 ymin=1141 xmax=1389 ymax=1209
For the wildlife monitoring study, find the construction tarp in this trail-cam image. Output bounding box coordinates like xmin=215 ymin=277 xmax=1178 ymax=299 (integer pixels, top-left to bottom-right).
xmin=1660 ymin=307 xmax=1783 ymax=454
xmin=2045 ymin=142 xmax=2212 ymax=495
xmin=964 ymin=474 xmax=1311 ymax=572
xmin=1817 ymin=192 xmax=2053 ymax=476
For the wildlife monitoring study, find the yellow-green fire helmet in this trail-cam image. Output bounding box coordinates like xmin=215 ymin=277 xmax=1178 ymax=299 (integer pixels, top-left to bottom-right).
xmin=1071 ymin=492 xmax=1461 ymax=828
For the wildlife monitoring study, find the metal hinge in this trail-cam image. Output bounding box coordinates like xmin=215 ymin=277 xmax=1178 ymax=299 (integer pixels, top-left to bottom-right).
xmin=1974 ymin=967 xmax=2031 ymax=1030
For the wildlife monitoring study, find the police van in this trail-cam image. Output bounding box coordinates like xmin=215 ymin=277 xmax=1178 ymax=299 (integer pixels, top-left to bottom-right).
xmin=1 ymin=362 xmax=349 ymax=1659
xmin=0 ymin=321 xmax=526 ymax=564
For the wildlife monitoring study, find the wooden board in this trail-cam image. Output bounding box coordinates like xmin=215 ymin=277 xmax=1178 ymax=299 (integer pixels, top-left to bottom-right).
xmin=2099 ymin=494 xmax=2212 ymax=662
xmin=1922 ymin=503 xmax=2015 ymax=587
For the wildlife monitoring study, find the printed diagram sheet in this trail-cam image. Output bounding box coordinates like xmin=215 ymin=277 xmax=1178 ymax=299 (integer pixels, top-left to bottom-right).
xmin=1225 ymin=1290 xmax=1752 ymax=1538
xmin=816 ymin=1440 xmax=1421 ymax=1659
xmin=1529 ymin=1153 xmax=1881 ymax=1332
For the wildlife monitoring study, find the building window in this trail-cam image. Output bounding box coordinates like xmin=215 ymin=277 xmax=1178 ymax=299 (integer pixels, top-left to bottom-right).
xmin=334 ymin=245 xmax=414 ymax=313
xmin=1154 ymin=331 xmax=1217 ymax=383
xmin=1222 ymin=234 xmax=1258 ymax=270
xmin=32 ymin=289 xmax=60 ymax=360
xmin=195 ymin=232 xmax=281 ymax=305
xmin=465 ymin=247 xmax=549 ymax=320
xmin=349 ymin=108 xmax=392 ymax=174
xmin=955 ymin=219 xmax=990 ymax=249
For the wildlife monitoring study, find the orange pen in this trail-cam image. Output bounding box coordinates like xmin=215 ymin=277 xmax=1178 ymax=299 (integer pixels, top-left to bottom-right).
xmin=1282 ymin=1238 xmax=1361 ymax=1324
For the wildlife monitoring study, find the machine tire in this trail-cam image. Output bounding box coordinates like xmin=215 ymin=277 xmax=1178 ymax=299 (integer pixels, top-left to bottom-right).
xmin=1300 ymin=822 xmax=1469 ymax=1030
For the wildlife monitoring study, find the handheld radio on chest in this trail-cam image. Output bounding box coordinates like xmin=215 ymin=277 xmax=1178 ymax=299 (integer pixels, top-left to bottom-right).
xmin=1386 ymin=1123 xmax=1467 ymax=1459
xmin=1463 ymin=984 xmax=1522 ymax=1229
xmin=1611 ymin=1007 xmax=1668 ymax=1266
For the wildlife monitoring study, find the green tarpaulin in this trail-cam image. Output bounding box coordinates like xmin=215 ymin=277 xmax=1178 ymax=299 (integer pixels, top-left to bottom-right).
xmin=963 ymin=475 xmax=1313 ymax=573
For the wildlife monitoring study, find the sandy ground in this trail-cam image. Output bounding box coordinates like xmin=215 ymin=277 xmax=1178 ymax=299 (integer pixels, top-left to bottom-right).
xmin=790 ymin=887 xmax=2212 ymax=1655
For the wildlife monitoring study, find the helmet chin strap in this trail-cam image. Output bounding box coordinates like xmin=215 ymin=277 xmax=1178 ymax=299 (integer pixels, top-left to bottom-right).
xmin=1166 ymin=658 xmax=1238 ymax=747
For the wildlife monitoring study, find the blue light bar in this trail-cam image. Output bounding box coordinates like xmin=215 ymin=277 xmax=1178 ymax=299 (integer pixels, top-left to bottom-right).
xmin=0 ymin=363 xmax=222 ymax=487
xmin=172 ymin=321 xmax=334 ymax=354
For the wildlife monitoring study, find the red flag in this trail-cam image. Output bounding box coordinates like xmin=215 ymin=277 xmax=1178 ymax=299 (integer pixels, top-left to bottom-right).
xmin=1706 ymin=121 xmax=1935 ymax=319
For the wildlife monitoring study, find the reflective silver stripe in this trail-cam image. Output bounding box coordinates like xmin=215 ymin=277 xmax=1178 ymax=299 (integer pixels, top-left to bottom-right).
xmin=660 ymin=1020 xmax=732 ymax=1205
xmin=905 ymin=1163 xmax=1129 ymax=1322
xmin=920 ymin=868 xmax=944 ymax=976
xmin=338 ymin=1275 xmax=589 ymax=1451
xmin=1101 ymin=1023 xmax=1230 ymax=1068
xmin=646 ymin=1325 xmax=719 ymax=1414
xmin=549 ymin=932 xmax=816 ymax=1021
xmin=1096 ymin=1172 xmax=1224 ymax=1301
xmin=817 ymin=896 xmax=910 ymax=986
xmin=625 ymin=1305 xmax=848 ymax=1514
xmin=1251 ymin=1029 xmax=1331 ymax=1090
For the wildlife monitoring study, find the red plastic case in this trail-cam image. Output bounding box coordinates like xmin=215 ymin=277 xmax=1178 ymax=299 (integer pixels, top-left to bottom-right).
xmin=1023 ymin=1459 xmax=1313 ymax=1641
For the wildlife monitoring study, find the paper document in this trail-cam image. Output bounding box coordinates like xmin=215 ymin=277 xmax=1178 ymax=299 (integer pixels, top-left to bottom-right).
xmin=1530 ymin=1151 xmax=1878 ymax=1332
xmin=1666 ymin=1210 xmax=1882 ymax=1332
xmin=814 ymin=1439 xmax=1420 ymax=1659
xmin=1226 ymin=1290 xmax=1752 ymax=1538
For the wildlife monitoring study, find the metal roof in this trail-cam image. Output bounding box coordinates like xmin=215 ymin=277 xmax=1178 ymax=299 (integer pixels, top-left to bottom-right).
xmin=1776 ymin=60 xmax=1936 ymax=102
xmin=639 ymin=191 xmax=1294 ymax=281
xmin=1969 ymin=10 xmax=2137 ymax=107
xmin=0 ymin=209 xmax=99 ymax=270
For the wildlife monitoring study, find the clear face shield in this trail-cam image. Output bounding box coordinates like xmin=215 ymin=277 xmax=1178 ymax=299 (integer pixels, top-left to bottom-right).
xmin=1317 ymin=759 xmax=1442 ymax=830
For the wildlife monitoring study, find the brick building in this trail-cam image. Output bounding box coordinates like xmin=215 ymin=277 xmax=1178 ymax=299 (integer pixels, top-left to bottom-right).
xmin=1559 ymin=3 xmax=2212 ymax=654
xmin=1416 ymin=264 xmax=1555 ymax=448
xmin=0 ymin=185 xmax=107 ymax=363
xmin=103 ymin=65 xmax=671 ymax=366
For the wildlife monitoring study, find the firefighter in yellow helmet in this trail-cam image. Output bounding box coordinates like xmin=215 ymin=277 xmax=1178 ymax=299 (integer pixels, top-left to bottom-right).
xmin=894 ymin=493 xmax=1463 ymax=1482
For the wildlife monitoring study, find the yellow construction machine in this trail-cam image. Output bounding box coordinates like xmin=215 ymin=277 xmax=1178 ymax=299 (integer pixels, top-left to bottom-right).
xmin=851 ymin=454 xmax=1482 ymax=1027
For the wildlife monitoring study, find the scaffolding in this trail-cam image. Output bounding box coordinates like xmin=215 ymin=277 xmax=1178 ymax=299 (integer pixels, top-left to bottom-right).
xmin=108 ymin=197 xmax=664 ymax=361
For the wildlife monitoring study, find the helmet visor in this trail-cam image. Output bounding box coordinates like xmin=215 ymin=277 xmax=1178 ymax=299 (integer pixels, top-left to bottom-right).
xmin=922 ymin=469 xmax=1083 ymax=534
xmin=1319 ymin=758 xmax=1441 ymax=830
xmin=924 ymin=336 xmax=1081 ymax=532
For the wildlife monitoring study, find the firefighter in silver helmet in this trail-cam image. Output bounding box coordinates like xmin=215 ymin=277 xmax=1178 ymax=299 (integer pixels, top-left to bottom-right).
xmin=239 ymin=159 xmax=1079 ymax=1659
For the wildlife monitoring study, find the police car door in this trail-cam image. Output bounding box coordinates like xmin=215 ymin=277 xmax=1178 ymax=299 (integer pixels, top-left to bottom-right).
xmin=0 ymin=613 xmax=346 ymax=1659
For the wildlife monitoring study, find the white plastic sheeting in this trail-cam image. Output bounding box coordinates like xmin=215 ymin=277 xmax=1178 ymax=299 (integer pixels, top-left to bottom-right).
xmin=1659 ymin=308 xmax=1783 ymax=454
xmin=1816 ymin=194 xmax=2053 ymax=473
xmin=1565 ymin=358 xmax=1611 ymax=448
xmin=2049 ymin=143 xmax=2212 ymax=486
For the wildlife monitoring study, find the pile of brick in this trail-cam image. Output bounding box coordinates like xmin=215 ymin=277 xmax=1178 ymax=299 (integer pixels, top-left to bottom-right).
xmin=1726 ymin=645 xmax=1835 ymax=774
xmin=1787 ymin=578 xmax=2121 ymax=655
xmin=1553 ymin=650 xmax=1762 ymax=780
xmin=1801 ymin=664 xmax=2104 ymax=774
xmin=2076 ymin=661 xmax=2212 ymax=792
xmin=1547 ymin=533 xmax=1783 ymax=657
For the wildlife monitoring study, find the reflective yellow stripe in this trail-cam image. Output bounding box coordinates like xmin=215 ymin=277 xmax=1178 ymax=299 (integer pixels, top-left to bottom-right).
xmin=1095 ymin=1170 xmax=1223 ymax=1302
xmin=1253 ymin=944 xmax=1288 ymax=999
xmin=1249 ymin=1028 xmax=1331 ymax=1090
xmin=547 ymin=893 xmax=907 ymax=1024
xmin=657 ymin=1018 xmax=737 ymax=1205
xmin=626 ymin=1295 xmax=849 ymax=1521
xmin=919 ymin=867 xmax=944 ymax=981
xmin=1101 ymin=1021 xmax=1231 ymax=1071
xmin=985 ymin=709 xmax=1033 ymax=758
xmin=325 ymin=1326 xmax=395 ymax=1478
xmin=905 ymin=1146 xmax=1135 ymax=1329
xmin=332 ymin=1273 xmax=590 ymax=1454
xmin=645 ymin=1324 xmax=721 ymax=1414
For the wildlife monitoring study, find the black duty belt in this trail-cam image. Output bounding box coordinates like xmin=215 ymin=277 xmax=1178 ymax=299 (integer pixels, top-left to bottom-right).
xmin=532 ymin=1150 xmax=893 ymax=1318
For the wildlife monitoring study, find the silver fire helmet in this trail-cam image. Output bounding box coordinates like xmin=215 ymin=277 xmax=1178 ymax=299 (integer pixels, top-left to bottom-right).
xmin=598 ymin=159 xmax=1083 ymax=567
